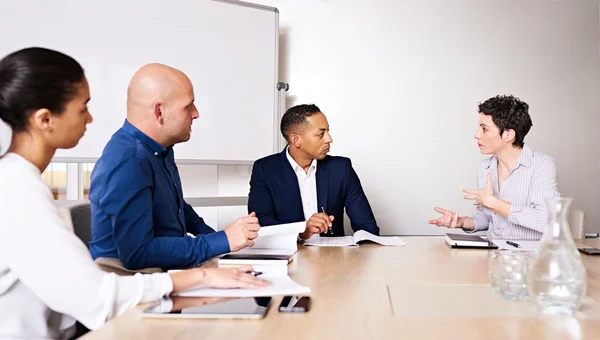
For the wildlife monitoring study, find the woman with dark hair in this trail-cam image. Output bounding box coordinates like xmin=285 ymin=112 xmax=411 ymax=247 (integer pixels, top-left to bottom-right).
xmin=428 ymin=95 xmax=560 ymax=241
xmin=0 ymin=47 xmax=269 ymax=339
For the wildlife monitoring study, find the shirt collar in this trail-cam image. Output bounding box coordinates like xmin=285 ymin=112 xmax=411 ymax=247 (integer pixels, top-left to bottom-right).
xmin=516 ymin=144 xmax=533 ymax=168
xmin=485 ymin=144 xmax=533 ymax=170
xmin=286 ymin=147 xmax=317 ymax=174
xmin=121 ymin=119 xmax=171 ymax=159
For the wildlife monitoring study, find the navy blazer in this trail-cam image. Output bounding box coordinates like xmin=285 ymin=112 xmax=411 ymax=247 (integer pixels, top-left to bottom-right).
xmin=248 ymin=149 xmax=379 ymax=236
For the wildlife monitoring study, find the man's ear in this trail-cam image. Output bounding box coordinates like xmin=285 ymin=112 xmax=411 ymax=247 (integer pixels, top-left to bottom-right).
xmin=153 ymin=102 xmax=165 ymax=124
xmin=289 ymin=133 xmax=301 ymax=148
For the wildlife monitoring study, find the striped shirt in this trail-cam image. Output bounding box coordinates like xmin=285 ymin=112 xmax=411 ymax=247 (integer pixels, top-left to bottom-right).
xmin=470 ymin=144 xmax=561 ymax=241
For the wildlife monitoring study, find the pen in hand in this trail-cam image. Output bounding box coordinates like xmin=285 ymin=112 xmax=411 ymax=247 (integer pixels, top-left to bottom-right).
xmin=506 ymin=240 xmax=520 ymax=248
xmin=321 ymin=206 xmax=333 ymax=235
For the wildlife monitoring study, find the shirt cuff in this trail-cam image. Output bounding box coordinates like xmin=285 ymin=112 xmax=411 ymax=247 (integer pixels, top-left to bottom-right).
xmin=205 ymin=230 xmax=231 ymax=257
xmin=137 ymin=272 xmax=174 ymax=303
xmin=507 ymin=203 xmax=523 ymax=225
xmin=465 ymin=215 xmax=488 ymax=233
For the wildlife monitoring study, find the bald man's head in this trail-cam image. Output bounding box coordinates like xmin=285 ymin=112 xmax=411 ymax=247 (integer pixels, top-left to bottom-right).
xmin=126 ymin=63 xmax=199 ymax=146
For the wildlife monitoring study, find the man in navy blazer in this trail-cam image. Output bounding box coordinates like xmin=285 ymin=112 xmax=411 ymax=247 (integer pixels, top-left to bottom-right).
xmin=248 ymin=104 xmax=379 ymax=239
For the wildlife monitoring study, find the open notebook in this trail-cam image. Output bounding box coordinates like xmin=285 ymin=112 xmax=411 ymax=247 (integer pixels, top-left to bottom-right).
xmin=303 ymin=230 xmax=405 ymax=247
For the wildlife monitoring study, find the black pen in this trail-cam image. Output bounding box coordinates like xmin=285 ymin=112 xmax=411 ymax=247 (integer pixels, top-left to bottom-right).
xmin=246 ymin=271 xmax=263 ymax=277
xmin=506 ymin=240 xmax=520 ymax=248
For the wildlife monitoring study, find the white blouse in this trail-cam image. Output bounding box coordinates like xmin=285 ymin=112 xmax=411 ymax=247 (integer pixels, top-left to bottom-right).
xmin=0 ymin=153 xmax=173 ymax=339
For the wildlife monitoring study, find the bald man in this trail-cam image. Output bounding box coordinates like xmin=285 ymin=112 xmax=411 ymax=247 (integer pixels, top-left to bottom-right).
xmin=89 ymin=64 xmax=259 ymax=272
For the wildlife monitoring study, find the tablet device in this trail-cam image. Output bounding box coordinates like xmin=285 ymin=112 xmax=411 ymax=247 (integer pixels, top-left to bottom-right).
xmin=141 ymin=296 xmax=272 ymax=319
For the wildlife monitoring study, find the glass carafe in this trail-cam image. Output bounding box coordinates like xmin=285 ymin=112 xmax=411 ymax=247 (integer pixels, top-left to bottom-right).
xmin=528 ymin=197 xmax=587 ymax=315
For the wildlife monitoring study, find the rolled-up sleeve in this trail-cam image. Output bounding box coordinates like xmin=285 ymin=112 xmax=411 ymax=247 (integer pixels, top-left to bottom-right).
xmin=507 ymin=157 xmax=560 ymax=233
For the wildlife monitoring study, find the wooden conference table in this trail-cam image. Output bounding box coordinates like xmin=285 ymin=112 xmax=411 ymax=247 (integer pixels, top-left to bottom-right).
xmin=82 ymin=237 xmax=600 ymax=340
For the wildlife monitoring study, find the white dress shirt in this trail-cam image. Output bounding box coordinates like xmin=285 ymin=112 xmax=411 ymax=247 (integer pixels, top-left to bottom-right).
xmin=470 ymin=144 xmax=561 ymax=241
xmin=286 ymin=148 xmax=318 ymax=220
xmin=0 ymin=153 xmax=173 ymax=339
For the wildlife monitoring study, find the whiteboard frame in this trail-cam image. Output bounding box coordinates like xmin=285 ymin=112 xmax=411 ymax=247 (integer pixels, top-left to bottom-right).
xmin=51 ymin=0 xmax=280 ymax=166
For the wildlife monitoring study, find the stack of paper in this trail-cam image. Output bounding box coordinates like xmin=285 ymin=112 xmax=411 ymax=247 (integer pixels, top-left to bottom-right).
xmin=175 ymin=274 xmax=311 ymax=298
xmin=217 ymin=221 xmax=305 ymax=275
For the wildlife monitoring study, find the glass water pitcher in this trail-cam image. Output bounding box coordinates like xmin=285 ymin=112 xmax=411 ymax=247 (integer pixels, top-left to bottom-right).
xmin=528 ymin=197 xmax=587 ymax=315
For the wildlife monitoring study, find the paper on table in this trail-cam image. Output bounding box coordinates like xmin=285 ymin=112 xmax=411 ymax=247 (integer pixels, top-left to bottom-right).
xmin=217 ymin=263 xmax=289 ymax=276
xmin=234 ymin=248 xmax=297 ymax=257
xmin=353 ymin=230 xmax=406 ymax=246
xmin=304 ymin=235 xmax=355 ymax=247
xmin=496 ymin=240 xmax=540 ymax=252
xmin=304 ymin=230 xmax=406 ymax=247
xmin=175 ymin=274 xmax=311 ymax=297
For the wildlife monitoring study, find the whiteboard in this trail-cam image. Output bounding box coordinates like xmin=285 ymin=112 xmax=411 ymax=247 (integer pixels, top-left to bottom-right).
xmin=0 ymin=0 xmax=279 ymax=163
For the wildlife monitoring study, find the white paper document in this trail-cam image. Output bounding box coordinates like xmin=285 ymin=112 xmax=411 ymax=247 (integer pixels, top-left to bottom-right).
xmin=245 ymin=221 xmax=305 ymax=252
xmin=175 ymin=274 xmax=311 ymax=298
xmin=303 ymin=230 xmax=406 ymax=247
xmin=217 ymin=222 xmax=304 ymax=275
xmin=217 ymin=263 xmax=289 ymax=276
xmin=496 ymin=240 xmax=540 ymax=252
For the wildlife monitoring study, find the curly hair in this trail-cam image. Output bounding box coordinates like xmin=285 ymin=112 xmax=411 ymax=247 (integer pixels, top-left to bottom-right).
xmin=478 ymin=95 xmax=532 ymax=148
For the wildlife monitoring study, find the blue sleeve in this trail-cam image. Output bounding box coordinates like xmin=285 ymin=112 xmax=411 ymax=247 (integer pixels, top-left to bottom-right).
xmin=248 ymin=161 xmax=282 ymax=226
xmin=344 ymin=159 xmax=380 ymax=235
xmin=98 ymin=157 xmax=230 ymax=270
xmin=183 ymin=202 xmax=218 ymax=236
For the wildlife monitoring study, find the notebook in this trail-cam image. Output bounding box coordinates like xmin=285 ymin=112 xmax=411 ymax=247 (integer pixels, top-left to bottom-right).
xmin=303 ymin=230 xmax=405 ymax=247
xmin=444 ymin=233 xmax=498 ymax=249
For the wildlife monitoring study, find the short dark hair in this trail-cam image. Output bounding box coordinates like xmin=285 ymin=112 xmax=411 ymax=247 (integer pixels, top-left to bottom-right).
xmin=0 ymin=47 xmax=85 ymax=133
xmin=280 ymin=104 xmax=321 ymax=142
xmin=478 ymin=95 xmax=532 ymax=148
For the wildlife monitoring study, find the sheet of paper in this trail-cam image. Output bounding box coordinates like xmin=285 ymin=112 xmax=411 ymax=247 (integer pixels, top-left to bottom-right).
xmin=353 ymin=230 xmax=406 ymax=246
xmin=234 ymin=248 xmax=297 ymax=257
xmin=217 ymin=263 xmax=289 ymax=276
xmin=249 ymin=221 xmax=305 ymax=251
xmin=257 ymin=221 xmax=305 ymax=237
xmin=303 ymin=235 xmax=356 ymax=247
xmin=175 ymin=275 xmax=311 ymax=297
xmin=496 ymin=240 xmax=540 ymax=252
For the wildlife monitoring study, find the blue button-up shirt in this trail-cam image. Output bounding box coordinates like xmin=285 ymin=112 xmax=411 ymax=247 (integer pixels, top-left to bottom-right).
xmin=89 ymin=120 xmax=230 ymax=270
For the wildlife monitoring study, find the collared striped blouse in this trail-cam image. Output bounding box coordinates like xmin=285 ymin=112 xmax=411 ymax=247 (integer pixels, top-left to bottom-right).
xmin=470 ymin=144 xmax=561 ymax=241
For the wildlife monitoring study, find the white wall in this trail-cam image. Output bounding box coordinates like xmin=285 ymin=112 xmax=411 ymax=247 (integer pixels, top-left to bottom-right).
xmin=250 ymin=0 xmax=600 ymax=235
xmin=180 ymin=165 xmax=251 ymax=231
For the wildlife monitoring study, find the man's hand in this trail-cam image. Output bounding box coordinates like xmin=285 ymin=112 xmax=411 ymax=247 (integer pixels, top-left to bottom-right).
xmin=299 ymin=213 xmax=334 ymax=239
xmin=224 ymin=212 xmax=261 ymax=252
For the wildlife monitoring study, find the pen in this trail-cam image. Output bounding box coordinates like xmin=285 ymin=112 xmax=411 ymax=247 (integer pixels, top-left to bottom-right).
xmin=321 ymin=206 xmax=333 ymax=235
xmin=506 ymin=240 xmax=520 ymax=248
xmin=246 ymin=271 xmax=263 ymax=277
